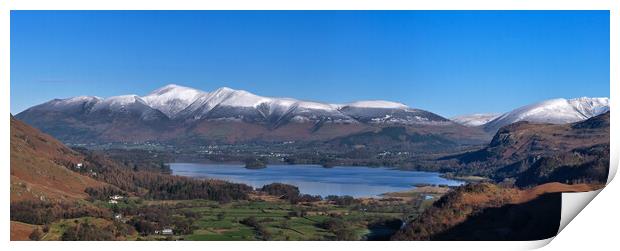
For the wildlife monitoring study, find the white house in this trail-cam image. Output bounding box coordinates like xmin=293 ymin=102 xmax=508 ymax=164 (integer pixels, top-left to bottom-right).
xmin=162 ymin=229 xmax=173 ymax=235
xmin=76 ymin=163 xmax=83 ymax=169
xmin=110 ymin=195 xmax=124 ymax=200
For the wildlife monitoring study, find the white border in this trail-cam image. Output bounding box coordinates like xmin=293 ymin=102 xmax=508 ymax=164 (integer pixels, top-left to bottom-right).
xmin=2 ymin=1 xmax=618 ymax=250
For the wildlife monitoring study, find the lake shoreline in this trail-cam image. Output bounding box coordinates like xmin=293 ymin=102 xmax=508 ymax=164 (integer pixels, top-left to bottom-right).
xmin=170 ymin=163 xmax=465 ymax=198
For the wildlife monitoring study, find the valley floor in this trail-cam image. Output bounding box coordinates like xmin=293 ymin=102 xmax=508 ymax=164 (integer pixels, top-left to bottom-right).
xmin=11 ymin=188 xmax=441 ymax=241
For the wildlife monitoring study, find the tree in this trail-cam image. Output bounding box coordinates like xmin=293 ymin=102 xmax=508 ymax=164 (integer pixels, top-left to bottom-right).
xmin=280 ymin=220 xmax=291 ymax=229
xmin=29 ymin=228 xmax=43 ymax=241
xmin=217 ymin=212 xmax=226 ymax=221
xmin=334 ymin=228 xmax=357 ymax=241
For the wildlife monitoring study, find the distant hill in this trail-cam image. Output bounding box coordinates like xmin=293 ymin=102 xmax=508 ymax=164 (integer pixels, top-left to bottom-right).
xmin=328 ymin=126 xmax=459 ymax=153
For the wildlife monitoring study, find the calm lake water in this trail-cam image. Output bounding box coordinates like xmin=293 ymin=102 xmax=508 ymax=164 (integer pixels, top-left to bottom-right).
xmin=170 ymin=163 xmax=463 ymax=198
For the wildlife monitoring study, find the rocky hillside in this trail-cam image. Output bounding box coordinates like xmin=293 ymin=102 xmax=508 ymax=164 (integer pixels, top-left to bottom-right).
xmin=445 ymin=112 xmax=610 ymax=187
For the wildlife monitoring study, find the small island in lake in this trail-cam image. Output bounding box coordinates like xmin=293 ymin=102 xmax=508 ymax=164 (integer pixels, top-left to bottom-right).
xmin=244 ymin=157 xmax=267 ymax=169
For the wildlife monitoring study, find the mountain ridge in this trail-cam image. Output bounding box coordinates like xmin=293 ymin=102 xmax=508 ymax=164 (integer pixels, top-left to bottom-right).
xmin=27 ymin=84 xmax=428 ymax=122
xmin=16 ymin=84 xmax=608 ymax=146
xmin=16 ymin=84 xmax=469 ymax=144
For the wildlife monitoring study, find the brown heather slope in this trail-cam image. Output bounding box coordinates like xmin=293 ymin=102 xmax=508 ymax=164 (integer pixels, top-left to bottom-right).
xmin=10 ymin=116 xmax=105 ymax=202
xmin=392 ymin=182 xmax=597 ymax=241
xmin=10 ymin=221 xmax=37 ymax=241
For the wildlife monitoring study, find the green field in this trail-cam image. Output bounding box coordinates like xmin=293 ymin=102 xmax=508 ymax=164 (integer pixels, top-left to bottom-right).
xmin=182 ymin=200 xmax=368 ymax=241
xmin=28 ymin=190 xmax=440 ymax=241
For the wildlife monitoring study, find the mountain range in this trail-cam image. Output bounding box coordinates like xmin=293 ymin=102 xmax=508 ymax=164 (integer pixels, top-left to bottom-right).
xmin=24 ymin=84 xmax=449 ymax=124
xmin=15 ymin=84 xmax=476 ymax=145
xmin=15 ymin=84 xmax=609 ymax=146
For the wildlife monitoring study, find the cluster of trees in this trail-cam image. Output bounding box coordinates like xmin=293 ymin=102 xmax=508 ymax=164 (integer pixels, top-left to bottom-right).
xmin=28 ymin=228 xmax=44 ymax=240
xmin=244 ymin=157 xmax=267 ymax=169
xmin=80 ymin=148 xmax=174 ymax=173
xmin=10 ymin=200 xmax=110 ymax=225
xmin=325 ymin=195 xmax=359 ymax=206
xmin=144 ymin=177 xmax=252 ymax=202
xmin=28 ymin=225 xmax=54 ymax=241
xmin=289 ymin=194 xmax=322 ymax=204
xmin=260 ymin=183 xmax=299 ymax=198
xmin=317 ymin=218 xmax=358 ymax=241
xmin=125 ymin=205 xmax=199 ymax=236
xmin=259 ymin=183 xmax=321 ymax=204
xmin=76 ymin=149 xmax=253 ymax=202
xmin=85 ymin=186 xmax=127 ymax=201
xmin=61 ymin=221 xmax=122 ymax=241
xmin=240 ymin=216 xmax=272 ymax=240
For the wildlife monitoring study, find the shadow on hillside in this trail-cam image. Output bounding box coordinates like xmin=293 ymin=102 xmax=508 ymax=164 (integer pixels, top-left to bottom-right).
xmin=434 ymin=193 xmax=561 ymax=241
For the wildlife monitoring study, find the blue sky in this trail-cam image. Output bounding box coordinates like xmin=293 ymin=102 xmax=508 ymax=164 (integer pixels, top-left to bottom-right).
xmin=11 ymin=11 xmax=609 ymax=117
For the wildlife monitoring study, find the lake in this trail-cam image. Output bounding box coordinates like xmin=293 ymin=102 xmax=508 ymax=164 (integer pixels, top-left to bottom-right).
xmin=170 ymin=163 xmax=464 ymax=198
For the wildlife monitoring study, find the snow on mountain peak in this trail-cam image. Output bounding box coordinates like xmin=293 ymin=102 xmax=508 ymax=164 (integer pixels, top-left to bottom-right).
xmin=88 ymin=94 xmax=156 ymax=115
xmin=143 ymin=84 xmax=205 ymax=118
xmin=93 ymin=94 xmax=143 ymax=108
xmin=206 ymin=87 xmax=270 ymax=108
xmin=55 ymin=96 xmax=102 ymax=105
xmin=451 ymin=113 xmax=501 ymax=127
xmin=148 ymin=84 xmax=198 ymax=95
xmin=138 ymin=85 xmax=415 ymax=119
xmin=30 ymin=84 xmax=441 ymax=125
xmin=567 ymin=97 xmax=609 ymax=117
xmin=344 ymin=100 xmax=409 ymax=109
xmin=31 ymin=96 xmax=103 ymax=112
xmin=483 ymin=97 xmax=609 ymax=132
xmin=212 ymin=86 xmax=235 ymax=93
xmin=295 ymin=101 xmax=339 ymax=111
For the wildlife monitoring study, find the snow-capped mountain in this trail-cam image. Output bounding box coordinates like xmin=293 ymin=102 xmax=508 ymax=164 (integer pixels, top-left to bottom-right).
xmin=150 ymin=84 xmax=449 ymax=125
xmin=177 ymin=87 xmax=359 ymax=125
xmin=14 ymin=86 xmax=609 ymax=145
xmin=16 ymin=84 xmax=463 ymax=144
xmin=21 ymin=84 xmax=447 ymax=126
xmin=451 ymin=114 xmax=501 ymax=127
xmin=483 ymin=97 xmax=609 ymax=132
